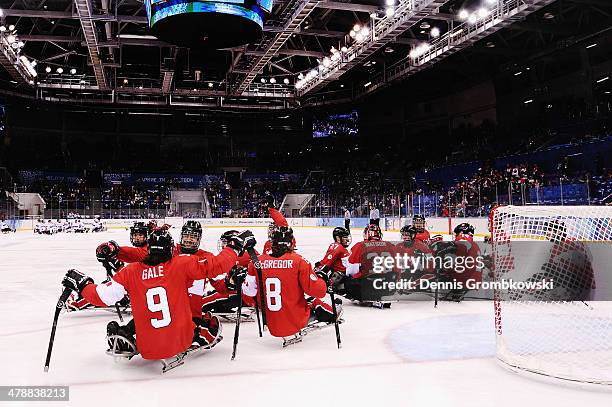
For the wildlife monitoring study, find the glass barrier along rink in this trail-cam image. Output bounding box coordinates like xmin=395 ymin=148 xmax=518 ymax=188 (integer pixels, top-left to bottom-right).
xmin=42 ymin=199 xmax=171 ymax=220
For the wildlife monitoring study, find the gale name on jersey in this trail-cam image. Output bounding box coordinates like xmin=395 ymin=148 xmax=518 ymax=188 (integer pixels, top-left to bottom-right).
xmin=142 ymin=265 xmax=164 ymax=280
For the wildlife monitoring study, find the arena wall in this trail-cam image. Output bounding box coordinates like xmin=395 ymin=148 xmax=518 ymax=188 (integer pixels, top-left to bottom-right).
xmin=10 ymin=216 xmax=491 ymax=236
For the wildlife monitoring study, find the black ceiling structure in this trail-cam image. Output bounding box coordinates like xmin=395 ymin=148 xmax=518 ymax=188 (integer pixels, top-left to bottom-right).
xmin=0 ymin=0 xmax=610 ymax=109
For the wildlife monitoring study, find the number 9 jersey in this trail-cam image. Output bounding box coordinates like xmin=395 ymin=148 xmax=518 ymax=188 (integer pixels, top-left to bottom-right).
xmin=244 ymin=252 xmax=327 ymax=337
xmin=81 ymin=248 xmax=238 ymax=359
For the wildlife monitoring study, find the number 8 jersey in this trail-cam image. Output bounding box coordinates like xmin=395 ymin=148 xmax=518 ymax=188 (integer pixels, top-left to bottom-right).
xmin=244 ymin=252 xmax=327 ymax=337
xmin=82 ymin=249 xmax=237 ymax=359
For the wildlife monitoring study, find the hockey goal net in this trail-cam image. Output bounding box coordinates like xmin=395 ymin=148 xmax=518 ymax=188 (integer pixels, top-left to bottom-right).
xmin=492 ymin=205 xmax=612 ymax=386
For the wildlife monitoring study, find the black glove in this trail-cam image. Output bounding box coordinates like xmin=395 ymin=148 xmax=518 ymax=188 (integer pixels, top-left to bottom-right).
xmin=62 ymin=269 xmax=94 ymax=294
xmin=314 ymin=264 xmax=331 ymax=283
xmin=226 ymin=230 xmax=256 ymax=255
xmin=225 ymin=266 xmax=248 ymax=291
xmin=96 ymin=240 xmax=119 ymax=262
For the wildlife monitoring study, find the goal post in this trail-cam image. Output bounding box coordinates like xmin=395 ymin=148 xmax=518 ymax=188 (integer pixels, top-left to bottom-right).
xmin=491 ymin=205 xmax=612 ymax=386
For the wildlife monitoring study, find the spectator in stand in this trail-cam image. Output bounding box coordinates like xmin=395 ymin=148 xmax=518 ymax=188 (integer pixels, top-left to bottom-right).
xmin=369 ymin=204 xmax=380 ymax=227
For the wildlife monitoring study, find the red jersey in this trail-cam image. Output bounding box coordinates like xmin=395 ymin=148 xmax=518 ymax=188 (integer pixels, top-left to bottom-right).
xmin=82 ymin=248 xmax=237 ymax=360
xmin=244 ymin=252 xmax=326 ymax=337
xmin=118 ymin=244 xmax=210 ymax=264
xmin=415 ymin=229 xmax=431 ymax=243
xmin=395 ymin=240 xmax=434 ymax=274
xmin=453 ymin=239 xmax=482 ymax=284
xmin=347 ymin=240 xmax=398 ymax=278
xmin=319 ymin=242 xmax=350 ymax=273
xmin=117 ymin=245 xmax=148 ymax=263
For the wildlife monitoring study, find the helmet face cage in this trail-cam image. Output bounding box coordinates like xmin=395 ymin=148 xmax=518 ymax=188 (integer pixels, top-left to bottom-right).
xmin=218 ymin=230 xmax=239 ymax=252
xmin=333 ymin=227 xmax=352 ymax=247
xmin=412 ymin=215 xmax=426 ymax=231
xmin=454 ymin=223 xmax=475 ymax=237
xmin=180 ymin=221 xmax=202 ymax=253
xmin=400 ymin=225 xmax=417 ymax=242
xmin=130 ymin=222 xmax=148 ymax=247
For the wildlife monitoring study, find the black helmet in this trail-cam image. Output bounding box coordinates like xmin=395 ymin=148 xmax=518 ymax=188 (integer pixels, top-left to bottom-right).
xmin=180 ymin=220 xmax=202 ymax=254
xmin=147 ymin=228 xmax=174 ymax=257
xmin=130 ymin=221 xmax=149 ymax=247
xmin=218 ymin=229 xmax=239 ymax=251
xmin=412 ymin=214 xmax=426 ymax=231
xmin=453 ymin=222 xmax=475 ymax=236
xmin=270 ymin=225 xmax=293 ymax=256
xmin=400 ymin=225 xmax=418 ymax=242
xmin=332 ymin=227 xmax=351 ymax=247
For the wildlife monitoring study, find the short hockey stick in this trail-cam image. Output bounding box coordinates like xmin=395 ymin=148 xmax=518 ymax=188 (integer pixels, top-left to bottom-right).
xmin=231 ymin=283 xmax=243 ymax=360
xmin=44 ymin=287 xmax=72 ymax=372
xmin=247 ymin=248 xmax=267 ymax=331
xmin=328 ymin=287 xmax=342 ymax=349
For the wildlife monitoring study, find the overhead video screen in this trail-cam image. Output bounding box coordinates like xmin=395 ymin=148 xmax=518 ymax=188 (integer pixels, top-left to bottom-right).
xmin=312 ymin=110 xmax=359 ymax=138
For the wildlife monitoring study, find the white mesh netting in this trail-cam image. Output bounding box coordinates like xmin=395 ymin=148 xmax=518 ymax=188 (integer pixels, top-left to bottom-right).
xmin=492 ymin=205 xmax=612 ymax=386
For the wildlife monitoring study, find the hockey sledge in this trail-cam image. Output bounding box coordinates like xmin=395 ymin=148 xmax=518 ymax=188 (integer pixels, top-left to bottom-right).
xmin=282 ymin=319 xmax=344 ymax=348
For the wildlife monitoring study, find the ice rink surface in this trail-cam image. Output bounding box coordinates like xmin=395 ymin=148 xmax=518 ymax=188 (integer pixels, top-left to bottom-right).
xmin=1 ymin=226 xmax=610 ymax=407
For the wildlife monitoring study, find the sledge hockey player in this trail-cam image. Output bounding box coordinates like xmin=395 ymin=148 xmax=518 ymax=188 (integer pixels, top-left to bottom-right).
xmin=395 ymin=225 xmax=435 ymax=293
xmin=343 ymin=224 xmax=398 ymax=308
xmin=61 ymin=228 xmax=256 ymax=369
xmin=260 ymin=195 xmax=296 ymax=254
xmin=314 ymin=227 xmax=352 ymax=294
xmin=0 ymin=220 xmax=14 ymax=233
xmin=429 ymin=222 xmax=482 ymax=302
xmin=193 ymin=230 xmax=257 ymax=317
xmin=242 ymin=225 xmax=341 ymax=345
xmin=91 ymin=216 xmax=105 ymax=233
xmin=525 ymin=219 xmax=594 ymax=301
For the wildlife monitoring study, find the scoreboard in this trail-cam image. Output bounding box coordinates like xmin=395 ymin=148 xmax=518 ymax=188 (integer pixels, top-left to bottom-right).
xmin=145 ymin=0 xmax=273 ymax=48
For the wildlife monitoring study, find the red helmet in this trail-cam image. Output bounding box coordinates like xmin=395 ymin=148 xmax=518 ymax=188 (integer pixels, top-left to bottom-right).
xmin=363 ymin=224 xmax=382 ymax=241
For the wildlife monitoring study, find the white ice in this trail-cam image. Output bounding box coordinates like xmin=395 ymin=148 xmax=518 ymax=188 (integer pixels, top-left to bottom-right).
xmin=0 ymin=227 xmax=609 ymax=407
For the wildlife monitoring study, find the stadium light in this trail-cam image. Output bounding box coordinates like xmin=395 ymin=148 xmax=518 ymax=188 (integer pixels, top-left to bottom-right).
xmin=70 ymin=68 xmax=76 ymax=75
xmin=524 ymin=99 xmax=533 ymax=104
xmin=596 ymin=76 xmax=609 ymax=83
xmin=270 ymin=77 xmax=276 ymax=84
xmin=477 ymin=8 xmax=488 ymax=19
xmin=341 ymin=46 xmax=348 ymax=53
xmin=355 ymin=33 xmax=364 ymax=42
xmin=385 ymin=7 xmax=394 ymax=17
xmin=45 ymin=66 xmax=51 ymax=73
xmin=385 ymin=0 xmax=395 ymax=5
xmin=208 ymin=82 xmax=213 ymax=87
xmin=459 ymin=9 xmax=469 ymax=20
xmin=586 ymin=43 xmax=597 ymax=49
xmin=364 ymin=81 xmax=372 ymax=87
xmin=0 ymin=26 xmax=5 ymax=32
xmin=468 ymin=14 xmax=478 ymax=24
xmin=6 ymin=35 xmax=15 ymax=44
xmin=56 ymin=67 xmax=63 ymax=74
xmin=260 ymin=78 xmax=266 ymax=83
xmin=8 ymin=25 xmax=15 ymax=31
xmin=298 ymin=73 xmax=304 ymax=80
xmin=0 ymin=8 xmax=3 ymax=17
xmin=283 ymin=78 xmax=289 ymax=85
xmin=353 ymin=24 xmax=361 ymax=32
xmin=431 ymin=27 xmax=440 ymax=38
